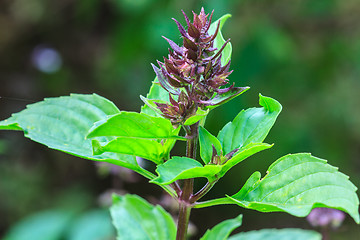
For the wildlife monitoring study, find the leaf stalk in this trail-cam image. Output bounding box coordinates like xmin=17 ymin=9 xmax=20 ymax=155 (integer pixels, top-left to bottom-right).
xmin=190 ymin=179 xmax=218 ymax=203
xmin=193 ymin=197 xmax=233 ymax=209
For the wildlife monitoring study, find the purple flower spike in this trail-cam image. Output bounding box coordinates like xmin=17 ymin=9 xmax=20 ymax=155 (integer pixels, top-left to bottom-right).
xmin=151 ymin=8 xmax=247 ymax=125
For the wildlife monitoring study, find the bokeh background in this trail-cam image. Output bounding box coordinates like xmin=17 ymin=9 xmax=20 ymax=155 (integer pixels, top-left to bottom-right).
xmin=0 ymin=0 xmax=359 ymax=239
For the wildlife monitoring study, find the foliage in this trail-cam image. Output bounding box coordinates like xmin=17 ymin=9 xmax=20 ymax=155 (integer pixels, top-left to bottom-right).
xmin=0 ymin=7 xmax=359 ymax=240
xmin=110 ymin=194 xmax=176 ymax=240
xmin=3 ymin=208 xmax=114 ymax=240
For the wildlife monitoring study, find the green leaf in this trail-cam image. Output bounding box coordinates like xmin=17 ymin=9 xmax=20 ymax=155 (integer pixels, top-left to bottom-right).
xmin=87 ymin=111 xmax=183 ymax=140
xmin=228 ymin=228 xmax=321 ymax=240
xmin=227 ymin=153 xmax=360 ymax=224
xmin=218 ymin=94 xmax=282 ymax=155
xmin=92 ymin=138 xmax=167 ymax=164
xmin=162 ymin=126 xmax=181 ymax=158
xmin=209 ymin=14 xmax=232 ymax=66
xmin=3 ymin=209 xmax=73 ymax=240
xmin=140 ymin=78 xmax=169 ymax=117
xmin=67 ymin=209 xmax=115 ymax=240
xmin=184 ymin=108 xmax=209 ymax=126
xmin=110 ymin=194 xmax=176 ymax=240
xmin=200 ymin=215 xmax=242 ymax=240
xmin=151 ymin=157 xmax=222 ymax=185
xmin=198 ymin=126 xmax=222 ymax=164
xmin=219 ymin=143 xmax=273 ymax=177
xmin=0 ymin=94 xmax=139 ymax=170
xmin=151 ymin=140 xmax=272 ymax=184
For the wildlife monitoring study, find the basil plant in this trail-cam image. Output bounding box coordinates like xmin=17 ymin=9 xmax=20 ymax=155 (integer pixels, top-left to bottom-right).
xmin=1 ymin=8 xmax=358 ymax=240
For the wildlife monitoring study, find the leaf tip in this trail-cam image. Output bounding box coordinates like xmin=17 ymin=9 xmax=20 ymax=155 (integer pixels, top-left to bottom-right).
xmin=91 ymin=139 xmax=104 ymax=155
xmin=258 ymin=93 xmax=282 ymax=113
xmin=354 ymin=214 xmax=360 ymax=224
xmin=235 ymin=214 xmax=243 ymax=222
xmin=221 ymin=13 xmax=232 ymax=24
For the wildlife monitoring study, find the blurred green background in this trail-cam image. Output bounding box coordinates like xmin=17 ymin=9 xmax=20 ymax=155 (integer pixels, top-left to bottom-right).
xmin=0 ymin=0 xmax=359 ymax=239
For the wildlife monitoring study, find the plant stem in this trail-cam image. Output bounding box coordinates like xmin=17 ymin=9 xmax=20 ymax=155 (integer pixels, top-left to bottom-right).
xmin=176 ymin=122 xmax=198 ymax=240
xmin=176 ymin=183 xmax=192 ymax=240
xmin=321 ymin=227 xmax=329 ymax=240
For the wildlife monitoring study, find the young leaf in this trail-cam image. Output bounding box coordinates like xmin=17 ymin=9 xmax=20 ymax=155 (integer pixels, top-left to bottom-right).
xmin=151 ymin=157 xmax=222 ymax=185
xmin=208 ymin=14 xmax=232 ymax=66
xmin=198 ymin=126 xmax=222 ymax=164
xmin=200 ymin=215 xmax=242 ymax=240
xmin=218 ymin=94 xmax=282 ymax=155
xmin=110 ymin=194 xmax=176 ymax=240
xmin=227 ymin=153 xmax=360 ymax=224
xmin=140 ymin=78 xmax=169 ymax=117
xmin=219 ymin=143 xmax=273 ymax=177
xmin=92 ymin=138 xmax=167 ymax=164
xmin=87 ymin=112 xmax=183 ymax=140
xmin=0 ymin=94 xmax=138 ymax=170
xmin=228 ymin=228 xmax=321 ymax=240
xmin=184 ymin=108 xmax=209 ymax=126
